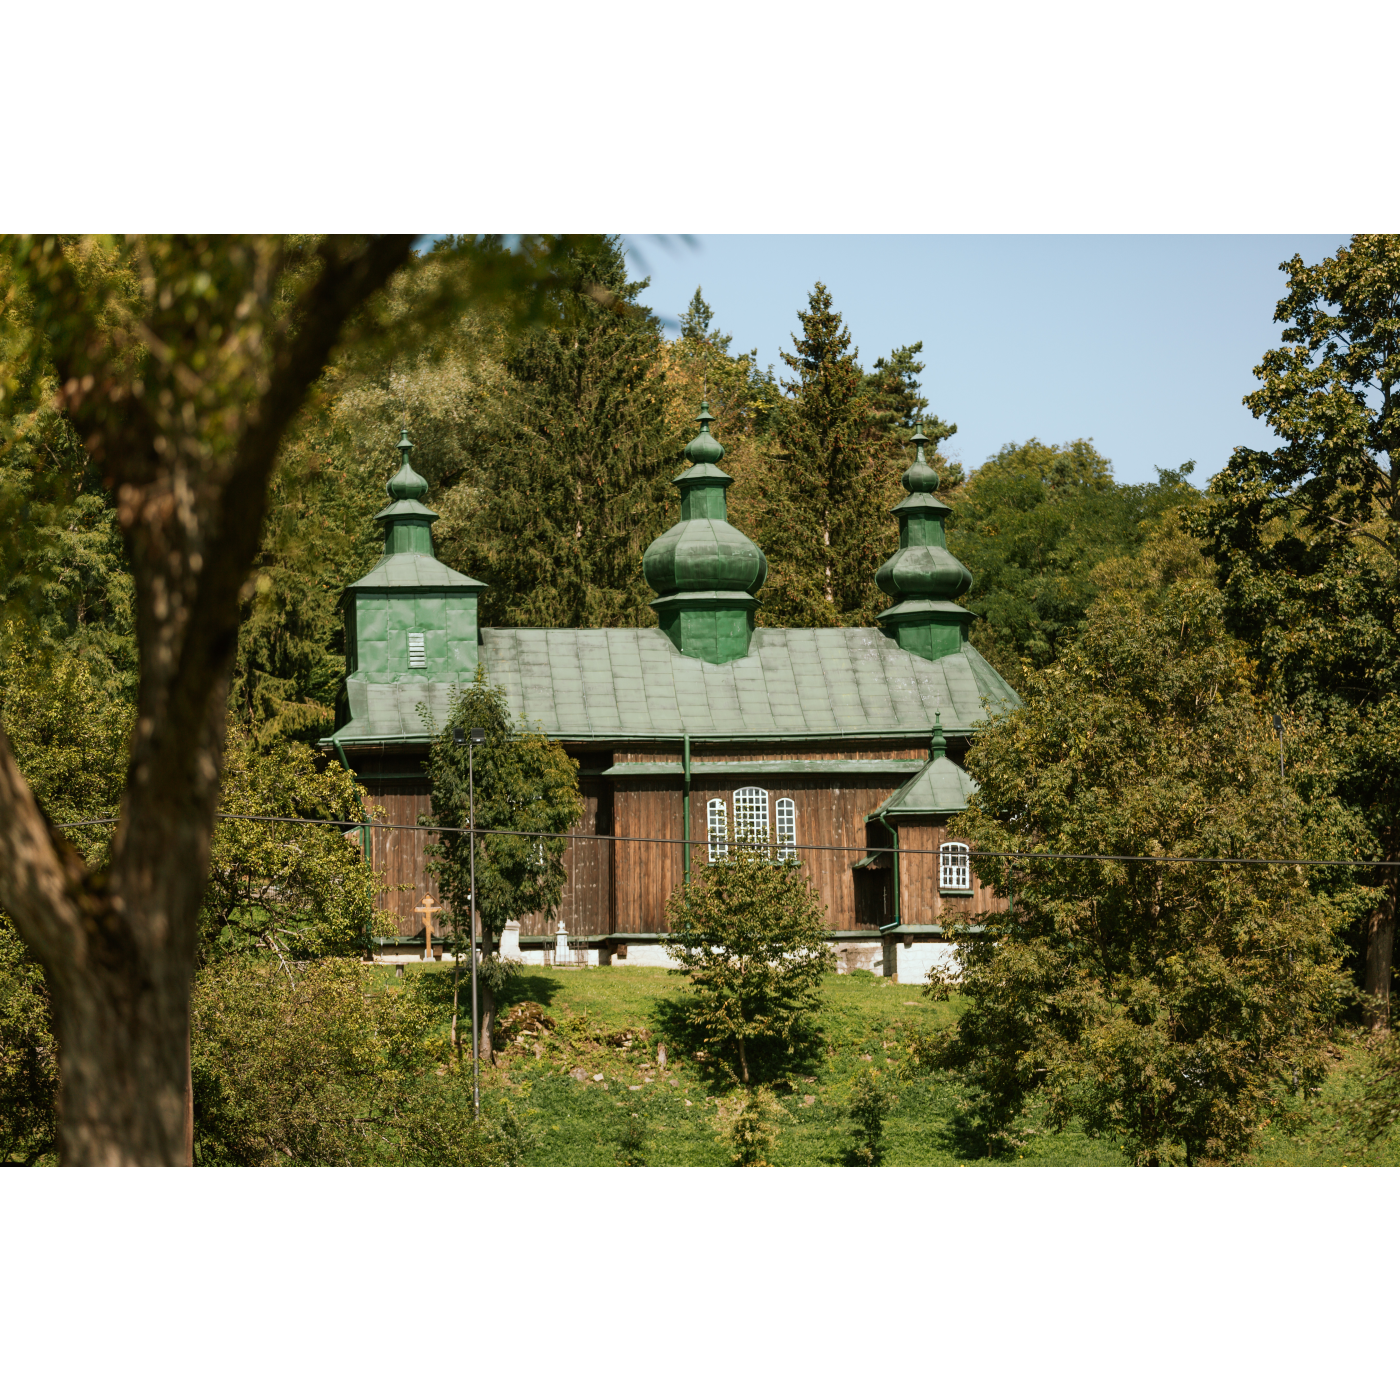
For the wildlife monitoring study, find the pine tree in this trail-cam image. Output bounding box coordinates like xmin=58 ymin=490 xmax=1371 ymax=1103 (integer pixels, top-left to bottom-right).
xmin=679 ymin=285 xmax=733 ymax=354
xmin=759 ymin=283 xmax=889 ymax=627
xmin=456 ymin=237 xmax=682 ymax=628
xmin=863 ymin=342 xmax=962 ymax=486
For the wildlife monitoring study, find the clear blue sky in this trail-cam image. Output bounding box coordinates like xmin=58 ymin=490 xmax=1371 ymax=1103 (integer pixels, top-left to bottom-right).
xmin=622 ymin=235 xmax=1350 ymax=487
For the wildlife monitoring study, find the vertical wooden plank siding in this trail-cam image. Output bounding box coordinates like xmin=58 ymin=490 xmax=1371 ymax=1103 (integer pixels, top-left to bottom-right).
xmin=895 ymin=818 xmax=1007 ymax=925
xmin=518 ymin=777 xmax=611 ymax=942
xmin=361 ymin=781 xmax=437 ymax=939
xmin=611 ymin=779 xmax=682 ymax=932
xmin=682 ymin=776 xmax=900 ymax=933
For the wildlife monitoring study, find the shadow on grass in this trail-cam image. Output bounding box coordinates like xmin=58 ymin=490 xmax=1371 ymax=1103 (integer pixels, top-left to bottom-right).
xmin=649 ymin=995 xmax=828 ymax=1094
xmin=413 ymin=963 xmax=567 ymax=1019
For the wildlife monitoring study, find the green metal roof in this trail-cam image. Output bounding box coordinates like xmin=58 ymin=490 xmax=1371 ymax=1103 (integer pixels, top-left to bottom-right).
xmin=342 ymin=553 xmax=486 ymax=592
xmin=603 ymin=759 xmax=926 ymax=777
xmin=876 ymin=754 xmax=980 ymax=817
xmin=480 ymin=625 xmax=1018 ymax=741
xmin=326 ymin=626 xmax=1019 ymax=748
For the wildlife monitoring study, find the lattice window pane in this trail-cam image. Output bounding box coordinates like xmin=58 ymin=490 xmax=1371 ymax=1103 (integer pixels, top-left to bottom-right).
xmin=408 ymin=632 xmax=427 ymax=668
xmin=733 ymin=786 xmax=769 ymax=849
xmin=940 ymin=841 xmax=971 ymax=891
xmin=707 ymin=799 xmax=728 ymax=862
xmin=775 ymin=798 xmax=797 ymax=859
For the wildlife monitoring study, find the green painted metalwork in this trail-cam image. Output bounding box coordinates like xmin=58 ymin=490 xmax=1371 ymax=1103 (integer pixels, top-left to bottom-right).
xmin=876 ymin=714 xmax=980 ymax=817
xmin=643 ymin=400 xmax=767 ymax=663
xmin=328 ymin=429 xmax=489 ymax=748
xmin=602 ymin=760 xmax=927 ymax=777
xmin=682 ymin=732 xmax=691 ymax=886
xmin=875 ymin=425 xmax=976 ymax=661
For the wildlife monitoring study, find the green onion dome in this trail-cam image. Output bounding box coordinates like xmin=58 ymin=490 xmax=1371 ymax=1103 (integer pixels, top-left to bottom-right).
xmin=642 ymin=401 xmax=768 ymax=598
xmin=386 ymin=426 xmax=430 ymax=500
xmin=874 ymin=426 xmax=973 ymax=602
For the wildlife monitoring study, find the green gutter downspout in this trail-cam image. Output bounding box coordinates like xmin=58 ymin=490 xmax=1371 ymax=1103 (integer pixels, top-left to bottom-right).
xmin=333 ymin=738 xmax=373 ymax=958
xmin=682 ymin=731 xmax=692 ymax=887
xmin=874 ymin=811 xmax=900 ymax=931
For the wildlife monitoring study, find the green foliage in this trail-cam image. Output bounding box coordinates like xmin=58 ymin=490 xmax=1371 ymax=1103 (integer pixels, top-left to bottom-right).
xmin=847 ymin=1068 xmax=894 ymax=1166
xmin=663 ymin=844 xmax=834 ymax=1085
xmin=946 ymin=438 xmax=1198 ymax=685
xmin=719 ymin=1085 xmax=786 ymax=1166
xmin=423 ymin=674 xmax=583 ymax=948
xmin=192 ymin=955 xmax=531 ymax=1165
xmin=451 ymin=237 xmax=682 ymax=628
xmin=0 ymin=922 xmax=57 ymax=1164
xmin=1200 ymin=235 xmax=1400 ymax=1015
xmin=759 ymin=282 xmax=893 ymax=627
xmin=933 ymin=533 xmax=1356 ymax=1164
xmin=201 ymin=722 xmax=391 ymax=960
xmin=0 ymin=621 xmax=133 ymax=866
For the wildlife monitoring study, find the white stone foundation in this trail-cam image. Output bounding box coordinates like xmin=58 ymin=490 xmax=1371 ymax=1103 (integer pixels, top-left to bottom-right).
xmin=892 ymin=942 xmax=960 ymax=987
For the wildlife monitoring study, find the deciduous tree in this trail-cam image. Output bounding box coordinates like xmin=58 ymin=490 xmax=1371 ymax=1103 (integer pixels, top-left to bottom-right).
xmin=0 ymin=233 xmax=590 ymax=1163
xmin=423 ymin=675 xmax=582 ymax=1058
xmin=664 ymin=843 xmax=833 ymax=1086
xmin=929 ymin=528 xmax=1358 ymax=1163
xmin=1200 ymin=234 xmax=1400 ymax=1026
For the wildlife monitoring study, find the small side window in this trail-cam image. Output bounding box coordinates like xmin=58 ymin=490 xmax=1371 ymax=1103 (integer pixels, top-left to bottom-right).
xmin=707 ymin=799 xmax=728 ymax=862
xmin=939 ymin=841 xmax=971 ymax=891
xmin=775 ymin=798 xmax=797 ymax=859
xmin=408 ymin=633 xmax=427 ymax=668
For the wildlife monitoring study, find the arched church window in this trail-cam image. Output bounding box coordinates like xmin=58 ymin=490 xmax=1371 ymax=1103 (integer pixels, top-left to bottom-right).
xmin=734 ymin=786 xmax=770 ymax=848
xmin=940 ymin=841 xmax=971 ymax=891
xmin=775 ymin=798 xmax=797 ymax=859
xmin=707 ymin=799 xmax=728 ymax=862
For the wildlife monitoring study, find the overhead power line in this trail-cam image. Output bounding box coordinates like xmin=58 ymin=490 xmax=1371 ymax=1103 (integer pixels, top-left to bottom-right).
xmin=49 ymin=810 xmax=1400 ymax=869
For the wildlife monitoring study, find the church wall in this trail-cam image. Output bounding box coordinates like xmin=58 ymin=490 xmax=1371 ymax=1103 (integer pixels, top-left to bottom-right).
xmin=611 ymin=778 xmax=684 ymax=933
xmin=895 ymin=818 xmax=1006 ymax=926
xmin=518 ymin=778 xmax=613 ymax=943
xmin=608 ymin=771 xmax=908 ymax=934
xmin=359 ymin=776 xmax=439 ymax=941
xmin=613 ymin=741 xmax=931 ymax=765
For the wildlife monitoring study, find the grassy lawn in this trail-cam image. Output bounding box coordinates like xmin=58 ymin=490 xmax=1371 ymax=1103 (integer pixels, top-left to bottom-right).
xmin=379 ymin=963 xmax=1400 ymax=1167
xmin=392 ymin=963 xmax=1125 ymax=1166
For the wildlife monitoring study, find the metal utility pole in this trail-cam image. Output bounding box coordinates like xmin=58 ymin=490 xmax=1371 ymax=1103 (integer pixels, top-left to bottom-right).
xmin=453 ymin=724 xmax=487 ymax=1119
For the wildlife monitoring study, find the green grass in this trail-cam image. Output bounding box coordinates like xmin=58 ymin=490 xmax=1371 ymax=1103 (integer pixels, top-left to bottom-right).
xmin=394 ymin=963 xmax=1124 ymax=1166
xmin=383 ymin=963 xmax=1400 ymax=1166
xmin=348 ymin=963 xmax=1400 ymax=1166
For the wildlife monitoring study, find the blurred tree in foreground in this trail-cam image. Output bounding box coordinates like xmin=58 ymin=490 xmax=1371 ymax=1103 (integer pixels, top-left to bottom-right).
xmin=0 ymin=233 xmax=595 ymax=1164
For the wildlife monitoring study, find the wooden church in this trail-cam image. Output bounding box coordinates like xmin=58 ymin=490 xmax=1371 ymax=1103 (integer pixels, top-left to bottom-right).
xmin=322 ymin=405 xmax=1020 ymax=983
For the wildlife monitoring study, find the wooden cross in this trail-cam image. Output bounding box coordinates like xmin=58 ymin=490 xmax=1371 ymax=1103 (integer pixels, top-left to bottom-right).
xmin=416 ymin=893 xmax=442 ymax=961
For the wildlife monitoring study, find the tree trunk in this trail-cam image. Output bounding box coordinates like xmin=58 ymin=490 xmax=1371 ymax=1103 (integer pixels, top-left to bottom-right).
xmin=0 ymin=235 xmax=415 ymax=1164
xmin=1364 ymin=874 xmax=1396 ymax=1031
xmin=479 ymin=982 xmax=496 ymax=1065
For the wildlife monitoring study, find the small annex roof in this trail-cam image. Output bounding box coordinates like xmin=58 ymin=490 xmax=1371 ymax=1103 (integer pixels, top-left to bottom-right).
xmin=876 ymin=755 xmax=979 ymax=816
xmin=325 ymin=625 xmax=1019 ymax=747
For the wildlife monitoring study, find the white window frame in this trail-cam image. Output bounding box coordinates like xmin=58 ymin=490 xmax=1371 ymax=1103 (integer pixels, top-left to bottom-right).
xmin=775 ymin=797 xmax=797 ymax=860
xmin=940 ymin=841 xmax=971 ymax=891
xmin=733 ymin=785 xmax=770 ymax=851
xmin=707 ymin=798 xmax=728 ymax=862
xmin=407 ymin=632 xmax=427 ymax=668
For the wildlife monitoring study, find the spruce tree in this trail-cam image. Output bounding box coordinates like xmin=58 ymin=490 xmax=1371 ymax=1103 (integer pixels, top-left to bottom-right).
xmin=759 ymin=283 xmax=888 ymax=627
xmin=864 ymin=342 xmax=961 ymax=486
xmin=457 ymin=237 xmax=681 ymax=628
